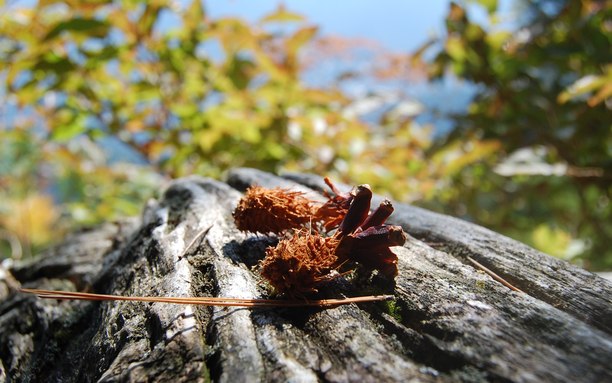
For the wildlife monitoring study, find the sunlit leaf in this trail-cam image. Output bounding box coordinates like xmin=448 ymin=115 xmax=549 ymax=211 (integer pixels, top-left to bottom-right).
xmin=227 ymin=57 xmax=255 ymax=90
xmin=410 ymin=40 xmax=435 ymax=66
xmin=0 ymin=194 xmax=61 ymax=245
xmin=302 ymin=89 xmax=343 ymax=104
xmin=184 ymin=0 xmax=206 ymax=32
xmin=136 ymin=3 xmax=163 ymax=38
xmin=51 ymin=115 xmax=87 ymax=141
xmin=446 ymin=36 xmax=466 ymax=62
xmin=532 ymin=224 xmax=572 ymax=258
xmin=125 ymin=120 xmax=146 ymax=132
xmin=448 ymin=2 xmax=466 ymax=22
xmin=287 ymin=26 xmax=318 ymax=55
xmin=588 ymin=82 xmax=612 ymax=106
xmin=470 ymin=0 xmax=497 ymax=14
xmin=557 ymin=74 xmax=607 ymax=104
xmin=40 ymin=0 xmax=111 ymax=7
xmin=485 ymin=31 xmax=511 ymax=50
xmin=44 ymin=19 xmax=110 ymax=41
xmin=171 ymin=103 xmax=198 ymax=118
xmin=260 ymin=4 xmax=304 ymax=23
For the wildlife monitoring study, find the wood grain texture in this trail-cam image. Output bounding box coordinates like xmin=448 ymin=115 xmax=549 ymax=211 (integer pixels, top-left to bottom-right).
xmin=0 ymin=169 xmax=610 ymax=383
xmin=281 ymin=170 xmax=612 ymax=335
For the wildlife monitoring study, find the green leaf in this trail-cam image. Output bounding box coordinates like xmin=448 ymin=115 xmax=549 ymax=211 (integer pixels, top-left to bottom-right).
xmin=136 ymin=3 xmax=163 ymax=37
xmin=171 ymin=103 xmax=198 ymax=118
xmin=446 ymin=37 xmax=466 ymax=62
xmin=40 ymin=0 xmax=112 ymax=7
xmin=51 ymin=115 xmax=87 ymax=141
xmin=260 ymin=4 xmax=304 ymax=23
xmin=532 ymin=224 xmax=571 ymax=258
xmin=227 ymin=58 xmax=255 ymax=90
xmin=184 ymin=0 xmax=206 ymax=32
xmin=485 ymin=31 xmax=512 ymax=50
xmin=34 ymin=57 xmax=76 ymax=75
xmin=44 ymin=19 xmax=110 ymax=41
xmin=286 ymin=26 xmax=318 ymax=55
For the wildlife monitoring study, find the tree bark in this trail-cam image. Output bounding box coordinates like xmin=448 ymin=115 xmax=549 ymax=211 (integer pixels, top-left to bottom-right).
xmin=1 ymin=168 xmax=611 ymax=382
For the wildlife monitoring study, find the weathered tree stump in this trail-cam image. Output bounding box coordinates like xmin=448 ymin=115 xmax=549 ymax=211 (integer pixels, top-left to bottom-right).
xmin=1 ymin=168 xmax=611 ymax=382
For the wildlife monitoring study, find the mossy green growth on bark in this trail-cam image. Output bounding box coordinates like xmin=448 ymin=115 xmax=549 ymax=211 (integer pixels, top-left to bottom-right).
xmin=383 ymin=299 xmax=403 ymax=322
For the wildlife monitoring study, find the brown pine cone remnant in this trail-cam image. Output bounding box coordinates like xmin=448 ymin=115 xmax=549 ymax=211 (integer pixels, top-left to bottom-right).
xmin=258 ymin=230 xmax=339 ymax=298
xmin=335 ymin=225 xmax=406 ymax=278
xmin=332 ymin=189 xmax=405 ymax=278
xmin=313 ymin=177 xmax=354 ymax=231
xmin=337 ymin=184 xmax=372 ymax=235
xmin=233 ymin=185 xmax=316 ymax=235
xmin=237 ymin=178 xmax=406 ymax=297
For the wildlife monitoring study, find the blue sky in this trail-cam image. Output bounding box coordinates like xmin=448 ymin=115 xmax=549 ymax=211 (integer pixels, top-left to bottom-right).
xmin=197 ymin=1 xmax=491 ymax=133
xmin=15 ymin=0 xmax=512 ymax=53
xmin=200 ymin=1 xmax=515 ymax=51
xmin=203 ymin=0 xmax=452 ymax=53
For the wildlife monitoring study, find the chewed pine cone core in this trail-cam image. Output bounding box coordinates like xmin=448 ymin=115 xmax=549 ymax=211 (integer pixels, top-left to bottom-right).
xmin=258 ymin=230 xmax=339 ymax=298
xmin=233 ymin=186 xmax=315 ymax=235
xmin=234 ymin=178 xmax=406 ymax=297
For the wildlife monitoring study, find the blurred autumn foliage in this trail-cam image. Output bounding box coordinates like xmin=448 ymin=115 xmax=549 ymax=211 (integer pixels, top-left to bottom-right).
xmin=0 ymin=0 xmax=611 ymax=270
xmin=412 ymin=0 xmax=612 ymax=270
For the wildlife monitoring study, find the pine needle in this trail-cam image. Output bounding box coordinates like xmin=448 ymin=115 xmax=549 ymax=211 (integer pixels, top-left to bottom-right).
xmin=180 ymin=216 xmax=217 ymax=259
xmin=466 ymin=256 xmax=525 ymax=294
xmin=19 ymin=288 xmax=394 ymax=307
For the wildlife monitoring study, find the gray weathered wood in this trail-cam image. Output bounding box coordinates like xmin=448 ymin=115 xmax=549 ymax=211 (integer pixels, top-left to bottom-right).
xmin=0 ymin=169 xmax=611 ymax=382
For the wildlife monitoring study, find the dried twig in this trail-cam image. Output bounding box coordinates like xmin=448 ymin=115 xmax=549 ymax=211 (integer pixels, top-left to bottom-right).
xmin=466 ymin=256 xmax=525 ymax=294
xmin=19 ymin=288 xmax=394 ymax=307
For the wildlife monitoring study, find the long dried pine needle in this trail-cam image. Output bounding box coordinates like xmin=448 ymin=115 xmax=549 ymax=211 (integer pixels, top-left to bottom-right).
xmin=19 ymin=288 xmax=393 ymax=307
xmin=466 ymin=256 xmax=525 ymax=294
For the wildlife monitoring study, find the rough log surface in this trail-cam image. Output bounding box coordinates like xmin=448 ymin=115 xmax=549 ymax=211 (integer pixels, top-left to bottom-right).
xmin=1 ymin=168 xmax=611 ymax=383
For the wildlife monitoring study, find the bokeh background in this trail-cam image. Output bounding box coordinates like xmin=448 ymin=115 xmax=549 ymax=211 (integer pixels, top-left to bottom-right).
xmin=1 ymin=0 xmax=611 ymax=272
